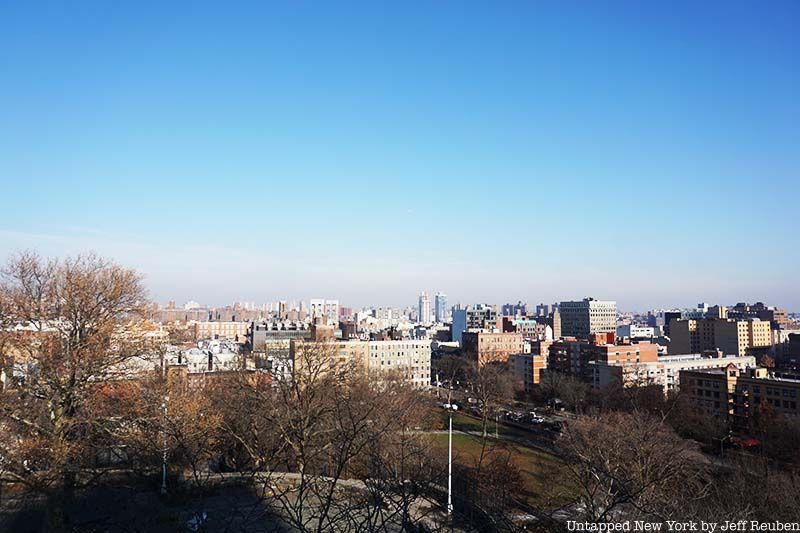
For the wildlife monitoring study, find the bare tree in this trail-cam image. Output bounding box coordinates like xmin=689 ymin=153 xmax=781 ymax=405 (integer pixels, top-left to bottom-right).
xmin=121 ymin=373 xmax=225 ymax=491
xmin=0 ymin=251 xmax=149 ymax=531
xmin=665 ymin=391 xmax=728 ymax=446
xmin=470 ymin=361 xmax=516 ymax=433
xmin=434 ymin=354 xmax=468 ymax=389
xmin=557 ymin=410 xmax=704 ymax=522
xmin=688 ymin=455 xmax=800 ymax=523
xmin=350 ymin=378 xmax=441 ymax=531
xmin=0 ymin=289 xmax=13 ymax=392
xmin=539 ymin=371 xmax=590 ymax=414
xmin=750 ymin=406 xmax=800 ymax=466
xmin=209 ymin=341 xmax=443 ymax=532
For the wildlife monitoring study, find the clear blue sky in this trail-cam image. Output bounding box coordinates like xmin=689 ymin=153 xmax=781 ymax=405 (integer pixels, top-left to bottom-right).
xmin=1 ymin=1 xmax=798 ymax=311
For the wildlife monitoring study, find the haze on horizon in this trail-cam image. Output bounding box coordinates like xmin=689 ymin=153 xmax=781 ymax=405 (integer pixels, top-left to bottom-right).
xmin=1 ymin=2 xmax=798 ymax=312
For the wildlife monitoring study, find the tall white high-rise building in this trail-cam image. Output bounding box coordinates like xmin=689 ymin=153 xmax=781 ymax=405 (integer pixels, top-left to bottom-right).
xmin=434 ymin=292 xmax=448 ymax=323
xmin=418 ymin=292 xmax=432 ymax=324
xmin=310 ymin=298 xmax=340 ymax=324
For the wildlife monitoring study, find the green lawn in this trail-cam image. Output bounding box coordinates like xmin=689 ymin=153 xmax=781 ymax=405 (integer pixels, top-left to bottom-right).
xmin=429 ymin=431 xmax=574 ymax=510
xmin=448 ymin=411 xmax=502 ymax=434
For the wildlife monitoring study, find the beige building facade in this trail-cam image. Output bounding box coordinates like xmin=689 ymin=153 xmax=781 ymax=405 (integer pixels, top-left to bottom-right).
xmin=669 ymin=318 xmax=771 ymax=357
xmin=290 ymin=339 xmax=431 ymax=388
xmin=559 ymin=298 xmax=616 ymax=339
xmin=193 ymin=321 xmax=250 ymax=342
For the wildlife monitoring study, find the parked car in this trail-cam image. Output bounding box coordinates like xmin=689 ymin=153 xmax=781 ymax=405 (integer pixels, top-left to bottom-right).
xmin=529 ymin=412 xmax=545 ymax=424
xmin=506 ymin=411 xmax=525 ymax=423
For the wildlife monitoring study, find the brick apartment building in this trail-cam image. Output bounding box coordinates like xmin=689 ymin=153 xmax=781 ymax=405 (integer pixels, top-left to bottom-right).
xmin=547 ymin=333 xmax=658 ymax=379
xmin=508 ymin=352 xmax=548 ymax=391
xmin=680 ymin=364 xmax=800 ymax=430
xmin=461 ymin=331 xmax=524 ymax=367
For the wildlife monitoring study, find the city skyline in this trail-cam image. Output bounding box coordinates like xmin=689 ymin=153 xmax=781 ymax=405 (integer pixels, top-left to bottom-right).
xmin=154 ymin=295 xmax=795 ymax=317
xmin=1 ymin=1 xmax=798 ymax=310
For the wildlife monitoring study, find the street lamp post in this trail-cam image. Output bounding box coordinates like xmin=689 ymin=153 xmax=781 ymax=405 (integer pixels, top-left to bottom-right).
xmin=444 ymin=386 xmax=457 ymax=516
xmin=161 ymin=394 xmax=169 ymax=495
xmin=448 ymin=405 xmax=453 ymax=515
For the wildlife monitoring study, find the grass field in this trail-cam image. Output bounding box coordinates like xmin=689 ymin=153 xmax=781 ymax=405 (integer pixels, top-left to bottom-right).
xmin=429 ymin=431 xmax=574 ymax=510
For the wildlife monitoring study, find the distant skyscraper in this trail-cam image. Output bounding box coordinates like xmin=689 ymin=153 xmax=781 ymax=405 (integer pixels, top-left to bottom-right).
xmin=310 ymin=298 xmax=340 ymax=324
xmin=418 ymin=292 xmax=432 ymax=324
xmin=501 ymin=301 xmax=527 ymax=317
xmin=434 ymin=292 xmax=448 ymax=323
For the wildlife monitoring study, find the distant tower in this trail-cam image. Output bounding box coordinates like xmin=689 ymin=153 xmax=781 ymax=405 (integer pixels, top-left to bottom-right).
xmin=435 ymin=292 xmax=448 ymax=323
xmin=418 ymin=292 xmax=432 ymax=324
